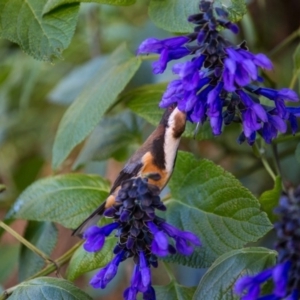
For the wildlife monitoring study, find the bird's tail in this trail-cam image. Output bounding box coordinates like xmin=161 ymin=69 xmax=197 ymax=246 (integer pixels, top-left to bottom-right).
xmin=72 ymin=201 xmax=106 ymax=238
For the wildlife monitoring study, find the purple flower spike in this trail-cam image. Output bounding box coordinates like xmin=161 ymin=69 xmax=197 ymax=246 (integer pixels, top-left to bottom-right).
xmin=234 ymin=187 xmax=300 ymax=299
xmin=137 ymin=0 xmax=300 ymax=144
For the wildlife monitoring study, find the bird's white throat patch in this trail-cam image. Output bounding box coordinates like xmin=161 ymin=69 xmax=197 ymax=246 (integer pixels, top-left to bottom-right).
xmin=164 ymin=108 xmax=181 ymax=174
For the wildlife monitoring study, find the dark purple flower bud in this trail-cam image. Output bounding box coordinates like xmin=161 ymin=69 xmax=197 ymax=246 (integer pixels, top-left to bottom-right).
xmin=120 ymin=209 xmax=131 ymax=222
xmin=227 ymin=22 xmax=239 ymax=34
xmin=103 ymin=206 xmax=117 ymax=217
xmin=287 ymin=112 xmax=299 ymax=134
xmin=143 ymin=286 xmax=156 ymax=300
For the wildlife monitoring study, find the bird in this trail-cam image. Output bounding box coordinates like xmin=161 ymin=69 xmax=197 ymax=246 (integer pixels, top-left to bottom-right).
xmin=72 ymin=105 xmax=186 ymax=237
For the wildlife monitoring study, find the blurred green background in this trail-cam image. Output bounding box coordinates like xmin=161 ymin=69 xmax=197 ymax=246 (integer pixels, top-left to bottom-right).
xmin=0 ymin=0 xmax=300 ymax=298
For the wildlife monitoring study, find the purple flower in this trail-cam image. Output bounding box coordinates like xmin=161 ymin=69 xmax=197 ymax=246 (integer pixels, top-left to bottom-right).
xmin=123 ymin=265 xmax=141 ymax=300
xmin=82 ymin=176 xmax=201 ymax=300
xmin=137 ymin=0 xmax=300 ymax=144
xmin=83 ymin=223 xmax=119 ymax=252
xmin=137 ymin=37 xmax=190 ymax=54
xmin=234 ymin=269 xmax=273 ymax=299
xmin=234 ymin=187 xmax=300 ymax=299
xmin=90 ymin=250 xmax=124 ymax=289
xmin=137 ymin=36 xmax=191 ymax=74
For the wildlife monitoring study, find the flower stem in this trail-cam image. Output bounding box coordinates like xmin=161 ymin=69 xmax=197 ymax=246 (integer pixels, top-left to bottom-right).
xmin=253 ymin=143 xmax=276 ymax=181
xmin=140 ymin=54 xmax=159 ymax=61
xmin=0 ymin=221 xmax=52 ymax=263
xmin=289 ymin=70 xmax=300 ymax=90
xmin=0 ymin=241 xmax=82 ymax=300
xmin=269 ymin=26 xmax=300 ymax=57
xmin=163 ymin=262 xmax=176 ymax=281
xmin=273 ymin=132 xmax=300 ymax=144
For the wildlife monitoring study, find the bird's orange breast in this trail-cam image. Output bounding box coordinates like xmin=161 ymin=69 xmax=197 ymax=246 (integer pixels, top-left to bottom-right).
xmin=140 ymin=152 xmax=169 ymax=190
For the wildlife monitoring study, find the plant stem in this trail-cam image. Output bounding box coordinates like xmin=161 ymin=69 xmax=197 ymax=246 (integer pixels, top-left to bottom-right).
xmin=289 ymin=70 xmax=300 ymax=90
xmin=253 ymin=144 xmax=276 ymax=181
xmin=140 ymin=54 xmax=159 ymax=61
xmin=0 ymin=221 xmax=52 ymax=263
xmin=0 ymin=241 xmax=82 ymax=300
xmin=163 ymin=262 xmax=176 ymax=281
xmin=269 ymin=27 xmax=300 ymax=57
xmin=273 ymin=132 xmax=300 ymax=144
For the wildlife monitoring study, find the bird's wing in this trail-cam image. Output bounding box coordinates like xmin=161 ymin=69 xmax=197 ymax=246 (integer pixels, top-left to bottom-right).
xmin=109 ymin=160 xmax=143 ymax=194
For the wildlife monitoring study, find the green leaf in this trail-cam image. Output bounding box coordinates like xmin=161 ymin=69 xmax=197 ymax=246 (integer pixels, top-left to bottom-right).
xmin=0 ymin=245 xmax=19 ymax=283
xmin=0 ymin=0 xmax=79 ymax=61
xmin=193 ymin=247 xmax=276 ymax=300
xmin=166 ymin=152 xmax=272 ymax=268
xmin=259 ymin=176 xmax=281 ymax=223
xmin=8 ymin=277 xmax=92 ymax=300
xmin=52 ymin=44 xmax=141 ymax=170
xmin=48 ymin=57 xmax=107 ymax=106
xmin=19 ymin=221 xmax=58 ymax=281
xmin=66 ymin=237 xmax=116 ymax=281
xmin=6 ymin=174 xmax=110 ymax=229
xmin=43 ymin=0 xmax=136 ymax=15
xmin=73 ymin=110 xmax=143 ymax=169
xmin=216 ymin=0 xmax=247 ymax=23
xmin=295 ymin=143 xmax=300 ymax=164
xmin=155 ymin=281 xmax=196 ymax=300
xmin=126 ymin=84 xmax=212 ymax=140
xmin=149 ymin=0 xmax=247 ymax=33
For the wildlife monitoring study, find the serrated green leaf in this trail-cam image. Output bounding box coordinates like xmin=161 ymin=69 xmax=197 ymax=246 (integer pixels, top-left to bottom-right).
xmin=259 ymin=176 xmax=281 ymax=223
xmin=66 ymin=237 xmax=116 ymax=281
xmin=73 ymin=110 xmax=143 ymax=169
xmin=125 ymin=84 xmax=212 ymax=140
xmin=165 ymin=152 xmax=272 ymax=268
xmin=0 ymin=0 xmax=79 ymax=61
xmin=155 ymin=281 xmax=196 ymax=300
xmin=193 ymin=247 xmax=276 ymax=300
xmin=0 ymin=245 xmax=19 ymax=284
xmin=149 ymin=0 xmax=247 ymax=33
xmin=8 ymin=277 xmax=92 ymax=300
xmin=6 ymin=174 xmax=110 ymax=229
xmin=43 ymin=0 xmax=136 ymax=15
xmin=19 ymin=221 xmax=58 ymax=281
xmin=293 ymin=44 xmax=300 ymax=71
xmin=52 ymin=44 xmax=141 ymax=170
